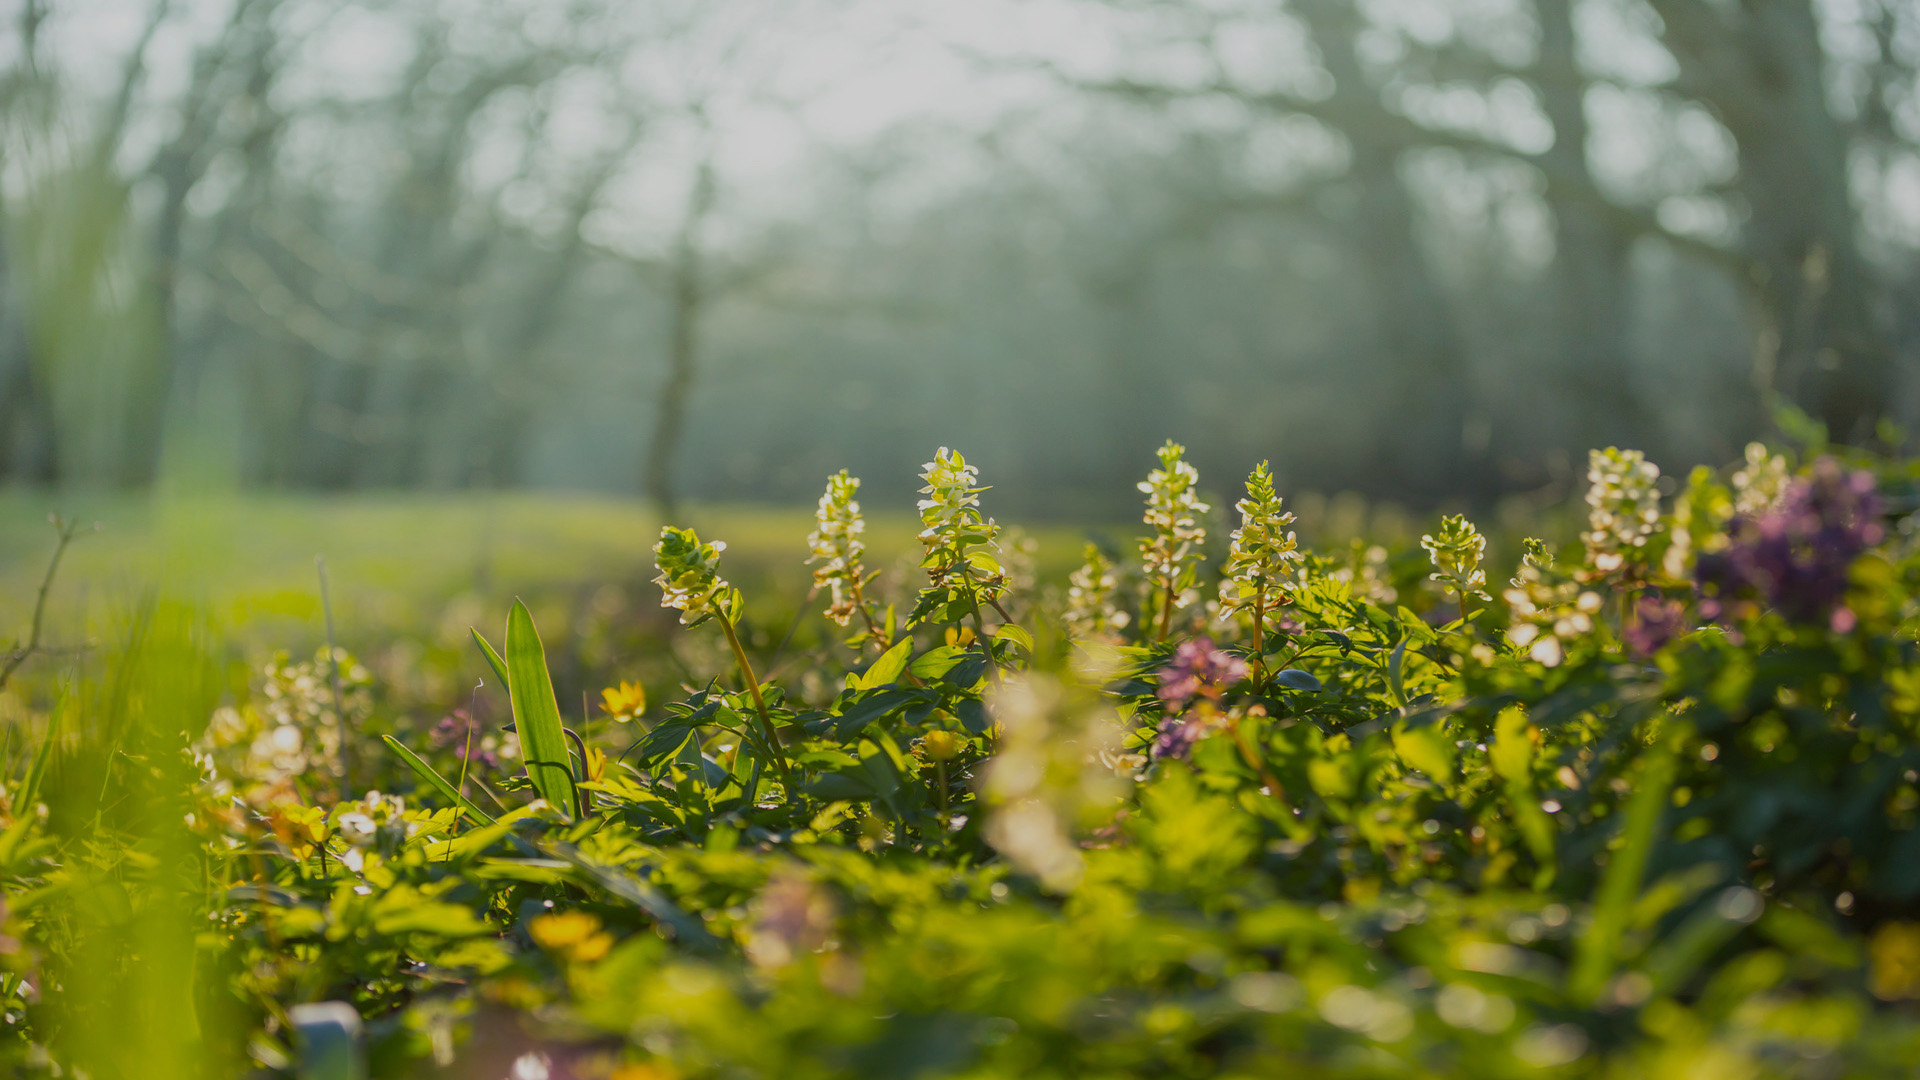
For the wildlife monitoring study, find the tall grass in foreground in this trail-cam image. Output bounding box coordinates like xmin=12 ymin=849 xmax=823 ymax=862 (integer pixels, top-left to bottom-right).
xmin=21 ymin=599 xmax=243 ymax=1077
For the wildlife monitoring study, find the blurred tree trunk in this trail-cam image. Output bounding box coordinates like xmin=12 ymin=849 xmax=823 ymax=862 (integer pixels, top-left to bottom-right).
xmin=1657 ymin=0 xmax=1892 ymax=440
xmin=1089 ymin=265 xmax=1162 ymax=488
xmin=0 ymin=231 xmax=58 ymax=483
xmin=1297 ymin=0 xmax=1476 ymax=495
xmin=337 ymin=53 xmax=548 ymax=489
xmin=1735 ymin=2 xmax=1888 ymax=441
xmin=96 ymin=0 xmax=173 ymax=486
xmin=474 ymin=126 xmax=640 ymax=488
xmin=135 ymin=0 xmax=279 ymax=486
xmin=0 ymin=3 xmax=55 ymax=484
xmin=1535 ymin=0 xmax=1641 ymax=452
xmin=644 ymin=155 xmax=716 ymax=517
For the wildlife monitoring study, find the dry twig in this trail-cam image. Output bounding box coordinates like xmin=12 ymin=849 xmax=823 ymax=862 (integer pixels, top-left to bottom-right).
xmin=0 ymin=515 xmax=94 ymax=693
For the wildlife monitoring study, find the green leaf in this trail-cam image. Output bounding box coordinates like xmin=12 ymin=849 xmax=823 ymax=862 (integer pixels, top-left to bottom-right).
xmin=17 ymin=700 xmax=59 ymax=813
xmin=1490 ymin=706 xmax=1533 ymax=784
xmin=851 ymin=635 xmax=914 ymax=690
xmin=544 ymin=839 xmax=719 ymax=951
xmin=1491 ymin=706 xmax=1556 ymax=871
xmin=380 ymin=735 xmax=495 ymax=825
xmin=635 ymin=717 xmax=698 ymax=767
xmin=954 ymin=697 xmax=988 ymax=734
xmin=1642 ymin=885 xmax=1764 ymax=998
xmin=1385 ymin=638 xmax=1408 ymax=707
xmin=1392 ymin=724 xmax=1453 ymax=784
xmin=1570 ymin=733 xmax=1679 ymax=1003
xmin=371 ymin=894 xmax=494 ymax=937
xmin=806 ymin=771 xmax=875 ymax=801
xmin=830 ymin=687 xmax=921 ymax=740
xmin=470 ymin=627 xmax=509 ymax=688
xmin=1273 ymin=668 xmax=1321 ymax=692
xmin=908 ymin=644 xmax=968 ymax=680
xmin=1307 ymin=753 xmax=1359 ymax=802
xmin=505 ymin=600 xmax=578 ymax=816
xmin=993 ymin=623 xmax=1034 ymax=655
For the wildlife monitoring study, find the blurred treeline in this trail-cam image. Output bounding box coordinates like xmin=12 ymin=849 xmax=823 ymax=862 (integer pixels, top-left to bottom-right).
xmin=2 ymin=0 xmax=1918 ymax=516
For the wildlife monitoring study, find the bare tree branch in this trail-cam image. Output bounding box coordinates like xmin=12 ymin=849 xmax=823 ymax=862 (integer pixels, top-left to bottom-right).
xmin=0 ymin=514 xmax=94 ymax=692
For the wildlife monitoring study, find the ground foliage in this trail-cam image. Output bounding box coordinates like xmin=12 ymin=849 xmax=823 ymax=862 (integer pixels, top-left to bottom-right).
xmin=6 ymin=424 xmax=1920 ymax=1078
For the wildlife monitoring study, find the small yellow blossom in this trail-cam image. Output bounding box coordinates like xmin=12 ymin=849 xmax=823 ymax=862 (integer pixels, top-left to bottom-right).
xmin=600 ymin=681 xmax=647 ymax=720
xmin=270 ymin=804 xmax=327 ymax=858
xmin=920 ymin=730 xmax=964 ymax=762
xmin=1871 ymin=922 xmax=1920 ymax=1000
xmin=531 ymin=910 xmax=614 ymax=964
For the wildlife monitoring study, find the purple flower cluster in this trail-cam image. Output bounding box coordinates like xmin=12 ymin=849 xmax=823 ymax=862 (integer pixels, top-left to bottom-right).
xmin=1624 ymin=595 xmax=1687 ymax=657
xmin=430 ymin=709 xmax=498 ymax=771
xmin=1152 ymin=715 xmax=1210 ymax=760
xmin=1696 ymin=458 xmax=1883 ymax=628
xmin=1157 ymin=637 xmax=1249 ymax=713
xmin=1153 ymin=637 xmax=1248 ymax=759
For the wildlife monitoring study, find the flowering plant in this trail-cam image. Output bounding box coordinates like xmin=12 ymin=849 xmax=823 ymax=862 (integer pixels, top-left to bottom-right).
xmin=1217 ymin=461 xmax=1302 ymax=662
xmin=1138 ymin=440 xmax=1209 ymax=640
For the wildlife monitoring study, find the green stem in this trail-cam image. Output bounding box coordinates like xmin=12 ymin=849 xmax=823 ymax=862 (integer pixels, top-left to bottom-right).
xmin=952 ymin=550 xmax=1000 ymax=682
xmin=858 ymin=600 xmax=888 ymax=651
xmin=1249 ymin=583 xmax=1268 ymax=684
xmin=968 ymin=594 xmax=997 ymax=677
xmin=562 ymin=726 xmax=591 ymax=819
xmin=1156 ymin=575 xmax=1177 ymax=642
xmin=1225 ymin=713 xmax=1287 ymax=805
xmin=719 ymin=613 xmax=793 ymax=784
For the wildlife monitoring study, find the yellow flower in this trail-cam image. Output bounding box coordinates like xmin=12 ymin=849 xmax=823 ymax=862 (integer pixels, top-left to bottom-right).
xmin=945 ymin=626 xmax=975 ymax=648
xmin=920 ymin=730 xmax=964 ymax=762
xmin=1871 ymin=922 xmax=1920 ymax=1000
xmin=600 ymin=681 xmax=647 ymax=720
xmin=531 ymin=910 xmax=614 ymax=964
xmin=482 ymin=974 xmax=546 ymax=1010
xmin=270 ymin=804 xmax=328 ymax=857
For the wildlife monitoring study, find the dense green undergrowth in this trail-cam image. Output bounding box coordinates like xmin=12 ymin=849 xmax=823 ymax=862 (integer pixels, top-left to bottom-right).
xmin=6 ymin=427 xmax=1920 ymax=1079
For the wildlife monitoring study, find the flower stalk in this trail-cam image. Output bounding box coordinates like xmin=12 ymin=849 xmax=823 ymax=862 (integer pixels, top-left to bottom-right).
xmin=1219 ymin=461 xmax=1301 ymax=679
xmin=1138 ymin=441 xmax=1209 ymax=642
xmin=654 ymin=525 xmax=792 ymax=783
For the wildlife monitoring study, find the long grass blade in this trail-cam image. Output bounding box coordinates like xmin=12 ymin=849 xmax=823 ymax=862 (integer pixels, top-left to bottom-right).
xmin=1569 ymin=733 xmax=1678 ymax=1003
xmin=17 ymin=696 xmax=61 ymax=813
xmin=379 ymin=735 xmax=495 ymax=825
xmin=469 ymin=628 xmax=509 ymax=688
xmin=505 ymin=600 xmax=577 ymax=815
